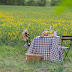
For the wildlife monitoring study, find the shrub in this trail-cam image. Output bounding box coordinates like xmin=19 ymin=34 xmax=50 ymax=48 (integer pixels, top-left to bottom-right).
xmin=0 ymin=0 xmax=4 ymax=5
xmin=15 ymin=0 xmax=25 ymax=5
xmin=36 ymin=0 xmax=46 ymax=6
xmin=46 ymin=1 xmax=51 ymax=6
xmin=51 ymin=0 xmax=62 ymax=6
xmin=6 ymin=0 xmax=14 ymax=5
xmin=27 ymin=0 xmax=35 ymax=6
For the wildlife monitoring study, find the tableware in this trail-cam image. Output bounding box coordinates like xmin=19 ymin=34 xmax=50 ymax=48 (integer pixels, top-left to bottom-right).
xmin=54 ymin=31 xmax=57 ymax=37
xmin=49 ymin=26 xmax=53 ymax=36
xmin=44 ymin=29 xmax=49 ymax=36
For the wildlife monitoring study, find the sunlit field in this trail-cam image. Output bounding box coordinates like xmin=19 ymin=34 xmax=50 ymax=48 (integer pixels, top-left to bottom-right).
xmin=0 ymin=5 xmax=72 ymax=45
xmin=0 ymin=5 xmax=72 ymax=72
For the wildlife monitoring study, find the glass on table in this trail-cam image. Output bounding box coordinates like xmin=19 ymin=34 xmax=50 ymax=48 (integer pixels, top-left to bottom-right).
xmin=44 ymin=29 xmax=49 ymax=36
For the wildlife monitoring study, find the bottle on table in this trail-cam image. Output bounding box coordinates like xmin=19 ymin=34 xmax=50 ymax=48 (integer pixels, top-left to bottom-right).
xmin=49 ymin=26 xmax=53 ymax=37
xmin=54 ymin=28 xmax=57 ymax=37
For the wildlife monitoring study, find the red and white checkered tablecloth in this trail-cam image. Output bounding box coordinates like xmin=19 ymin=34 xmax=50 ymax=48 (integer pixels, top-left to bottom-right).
xmin=27 ymin=36 xmax=63 ymax=61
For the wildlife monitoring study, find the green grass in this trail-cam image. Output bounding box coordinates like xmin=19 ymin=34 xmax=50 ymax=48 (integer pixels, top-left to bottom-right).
xmin=0 ymin=5 xmax=72 ymax=72
xmin=0 ymin=45 xmax=72 ymax=72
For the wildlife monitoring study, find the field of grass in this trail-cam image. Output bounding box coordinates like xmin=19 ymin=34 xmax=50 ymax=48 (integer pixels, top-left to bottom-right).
xmin=0 ymin=5 xmax=72 ymax=72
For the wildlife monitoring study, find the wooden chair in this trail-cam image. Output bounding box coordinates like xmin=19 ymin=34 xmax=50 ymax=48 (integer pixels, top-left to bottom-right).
xmin=61 ymin=35 xmax=72 ymax=62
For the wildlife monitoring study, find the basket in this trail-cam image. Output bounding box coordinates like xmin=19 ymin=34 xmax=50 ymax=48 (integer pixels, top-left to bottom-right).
xmin=26 ymin=53 xmax=42 ymax=62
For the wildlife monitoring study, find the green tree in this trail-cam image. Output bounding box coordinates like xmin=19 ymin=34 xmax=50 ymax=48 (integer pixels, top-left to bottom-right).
xmin=16 ymin=0 xmax=25 ymax=5
xmin=51 ymin=0 xmax=61 ymax=6
xmin=37 ymin=0 xmax=46 ymax=6
xmin=6 ymin=0 xmax=15 ymax=5
xmin=0 ymin=0 xmax=7 ymax=5
xmin=27 ymin=0 xmax=35 ymax=6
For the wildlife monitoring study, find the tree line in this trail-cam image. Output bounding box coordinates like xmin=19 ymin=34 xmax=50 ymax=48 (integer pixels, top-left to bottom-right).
xmin=0 ymin=0 xmax=61 ymax=6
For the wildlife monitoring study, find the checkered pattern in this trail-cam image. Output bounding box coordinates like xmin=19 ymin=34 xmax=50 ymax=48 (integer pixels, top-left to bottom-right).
xmin=27 ymin=36 xmax=63 ymax=61
xmin=58 ymin=46 xmax=64 ymax=61
xmin=50 ymin=37 xmax=61 ymax=61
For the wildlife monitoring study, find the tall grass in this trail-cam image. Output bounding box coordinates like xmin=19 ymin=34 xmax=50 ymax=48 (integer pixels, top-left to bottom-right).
xmin=0 ymin=5 xmax=72 ymax=47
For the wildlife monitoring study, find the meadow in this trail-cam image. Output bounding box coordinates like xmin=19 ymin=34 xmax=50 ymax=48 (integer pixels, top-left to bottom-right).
xmin=0 ymin=5 xmax=72 ymax=72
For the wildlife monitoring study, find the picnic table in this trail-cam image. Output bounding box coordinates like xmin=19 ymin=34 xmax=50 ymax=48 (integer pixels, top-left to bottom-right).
xmin=27 ymin=36 xmax=63 ymax=61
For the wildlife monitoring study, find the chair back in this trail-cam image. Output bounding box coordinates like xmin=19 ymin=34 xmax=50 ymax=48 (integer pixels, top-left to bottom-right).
xmin=61 ymin=35 xmax=72 ymax=47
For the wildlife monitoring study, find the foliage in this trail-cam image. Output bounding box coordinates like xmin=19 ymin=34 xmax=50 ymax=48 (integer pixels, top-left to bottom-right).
xmin=5 ymin=0 xmax=14 ymax=5
xmin=16 ymin=0 xmax=25 ymax=5
xmin=0 ymin=0 xmax=25 ymax=5
xmin=0 ymin=0 xmax=62 ymax=6
xmin=55 ymin=0 xmax=72 ymax=14
xmin=0 ymin=0 xmax=72 ymax=6
xmin=51 ymin=0 xmax=62 ymax=6
xmin=26 ymin=0 xmax=35 ymax=6
xmin=22 ymin=0 xmax=46 ymax=6
xmin=36 ymin=0 xmax=46 ymax=6
xmin=0 ymin=5 xmax=72 ymax=72
xmin=0 ymin=5 xmax=72 ymax=47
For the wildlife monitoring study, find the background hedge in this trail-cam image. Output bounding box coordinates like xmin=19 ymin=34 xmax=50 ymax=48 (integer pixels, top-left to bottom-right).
xmin=0 ymin=0 xmax=61 ymax=6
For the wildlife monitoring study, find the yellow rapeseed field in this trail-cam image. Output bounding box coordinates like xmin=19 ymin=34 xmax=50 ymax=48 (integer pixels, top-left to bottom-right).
xmin=0 ymin=6 xmax=72 ymax=45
